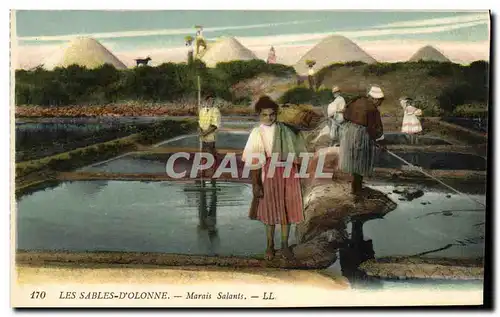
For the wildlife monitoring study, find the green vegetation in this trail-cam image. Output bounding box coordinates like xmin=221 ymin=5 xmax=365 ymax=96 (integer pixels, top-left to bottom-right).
xmin=15 ymin=59 xmax=489 ymax=119
xmin=136 ymin=118 xmax=198 ymax=145
xmin=16 ymin=122 xmax=149 ymax=162
xmin=279 ymin=87 xmax=315 ymax=105
xmin=15 ymin=60 xmax=296 ymax=106
xmin=452 ymin=104 xmax=488 ymax=119
xmin=15 ymin=119 xmax=197 ymax=179
xmin=16 ymin=137 xmax=137 ymax=178
xmin=314 ymin=60 xmax=489 ymax=116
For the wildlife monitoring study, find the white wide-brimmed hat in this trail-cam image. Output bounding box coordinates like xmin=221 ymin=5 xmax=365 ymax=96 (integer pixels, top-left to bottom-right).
xmin=332 ymin=86 xmax=340 ymax=93
xmin=368 ymin=85 xmax=384 ymax=99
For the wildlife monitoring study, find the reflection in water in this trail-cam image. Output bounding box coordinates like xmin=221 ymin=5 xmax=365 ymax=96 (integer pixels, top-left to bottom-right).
xmin=68 ymin=180 xmax=109 ymax=196
xmin=339 ymin=216 xmax=382 ymax=288
xmin=339 ymin=202 xmax=485 ymax=288
xmin=17 ymin=180 xmax=263 ymax=256
xmin=195 ymin=180 xmax=220 ymax=254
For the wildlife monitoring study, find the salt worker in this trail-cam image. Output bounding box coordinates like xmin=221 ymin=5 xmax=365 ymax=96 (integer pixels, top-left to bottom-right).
xmin=339 ymin=85 xmax=386 ymax=195
xmin=195 ymin=26 xmax=207 ymax=56
xmin=242 ymin=95 xmax=307 ymax=261
xmin=327 ymin=85 xmax=346 ymax=146
xmin=400 ymin=96 xmax=423 ymax=144
xmin=307 ymin=65 xmax=315 ymax=90
xmin=198 ymin=93 xmax=221 ymax=174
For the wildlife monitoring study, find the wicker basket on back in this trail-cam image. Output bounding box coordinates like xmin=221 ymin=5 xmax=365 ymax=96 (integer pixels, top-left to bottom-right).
xmin=278 ymin=103 xmax=323 ymax=131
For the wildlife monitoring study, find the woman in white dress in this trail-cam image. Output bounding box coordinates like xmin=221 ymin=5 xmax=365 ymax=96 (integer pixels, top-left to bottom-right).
xmin=400 ymin=97 xmax=423 ymax=144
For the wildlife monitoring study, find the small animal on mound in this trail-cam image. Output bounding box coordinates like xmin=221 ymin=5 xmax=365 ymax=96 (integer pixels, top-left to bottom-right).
xmin=135 ymin=57 xmax=152 ymax=66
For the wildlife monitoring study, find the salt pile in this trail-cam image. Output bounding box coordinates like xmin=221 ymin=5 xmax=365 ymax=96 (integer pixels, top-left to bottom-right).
xmin=409 ymin=45 xmax=451 ymax=62
xmin=294 ymin=35 xmax=377 ymax=75
xmin=201 ymin=37 xmax=259 ymax=67
xmin=43 ymin=37 xmax=127 ymax=70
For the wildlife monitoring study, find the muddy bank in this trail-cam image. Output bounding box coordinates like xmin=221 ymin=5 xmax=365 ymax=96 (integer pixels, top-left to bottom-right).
xmin=359 ymin=257 xmax=484 ymax=280
xmin=15 ymin=250 xmax=328 ymax=270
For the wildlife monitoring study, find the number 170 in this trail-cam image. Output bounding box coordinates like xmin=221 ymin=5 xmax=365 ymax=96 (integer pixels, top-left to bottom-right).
xmin=30 ymin=291 xmax=46 ymax=299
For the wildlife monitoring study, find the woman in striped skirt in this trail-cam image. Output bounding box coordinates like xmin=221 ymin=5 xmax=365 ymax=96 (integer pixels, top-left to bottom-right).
xmin=242 ymin=96 xmax=306 ymax=261
xmin=339 ymin=86 xmax=387 ymax=195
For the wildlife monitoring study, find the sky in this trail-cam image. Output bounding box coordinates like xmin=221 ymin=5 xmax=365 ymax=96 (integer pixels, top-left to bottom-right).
xmin=12 ymin=10 xmax=491 ymax=69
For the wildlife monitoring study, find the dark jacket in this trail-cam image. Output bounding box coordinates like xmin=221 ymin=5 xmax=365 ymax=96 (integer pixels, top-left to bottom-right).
xmin=343 ymin=96 xmax=383 ymax=140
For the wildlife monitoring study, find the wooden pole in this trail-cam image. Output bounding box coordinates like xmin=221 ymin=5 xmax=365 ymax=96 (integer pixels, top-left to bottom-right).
xmin=197 ymin=75 xmax=204 ymax=188
xmin=197 ymin=75 xmax=201 ymax=107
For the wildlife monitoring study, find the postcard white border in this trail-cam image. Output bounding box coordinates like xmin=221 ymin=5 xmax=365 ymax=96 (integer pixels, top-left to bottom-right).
xmin=4 ymin=0 xmax=497 ymax=314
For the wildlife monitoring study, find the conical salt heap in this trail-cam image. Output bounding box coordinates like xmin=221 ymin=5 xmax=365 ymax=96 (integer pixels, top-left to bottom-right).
xmin=201 ymin=37 xmax=259 ymax=67
xmin=43 ymin=37 xmax=127 ymax=70
xmin=294 ymin=35 xmax=377 ymax=75
xmin=409 ymin=45 xmax=451 ymax=62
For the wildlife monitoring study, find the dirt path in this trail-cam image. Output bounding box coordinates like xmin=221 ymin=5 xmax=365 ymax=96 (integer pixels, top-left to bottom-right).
xmin=16 ymin=265 xmax=349 ymax=289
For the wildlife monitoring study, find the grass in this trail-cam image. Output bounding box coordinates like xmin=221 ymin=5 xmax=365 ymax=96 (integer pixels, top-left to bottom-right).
xmin=315 ymin=61 xmax=488 ymax=117
xmin=15 ymin=135 xmax=138 ymax=179
xmin=15 ymin=119 xmax=197 ymax=194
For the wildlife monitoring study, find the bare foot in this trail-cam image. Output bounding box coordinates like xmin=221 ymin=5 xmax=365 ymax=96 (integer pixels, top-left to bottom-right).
xmin=265 ymin=248 xmax=275 ymax=261
xmin=281 ymin=246 xmax=295 ymax=261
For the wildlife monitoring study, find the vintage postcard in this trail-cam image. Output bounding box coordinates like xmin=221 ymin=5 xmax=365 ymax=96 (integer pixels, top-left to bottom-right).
xmin=10 ymin=9 xmax=490 ymax=308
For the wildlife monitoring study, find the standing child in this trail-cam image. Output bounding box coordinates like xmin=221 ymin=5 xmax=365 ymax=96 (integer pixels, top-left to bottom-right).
xmin=242 ymin=96 xmax=307 ymax=261
xmin=400 ymin=97 xmax=423 ymax=144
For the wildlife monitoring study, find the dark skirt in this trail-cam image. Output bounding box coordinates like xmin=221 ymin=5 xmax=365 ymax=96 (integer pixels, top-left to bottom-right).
xmin=339 ymin=121 xmax=376 ymax=176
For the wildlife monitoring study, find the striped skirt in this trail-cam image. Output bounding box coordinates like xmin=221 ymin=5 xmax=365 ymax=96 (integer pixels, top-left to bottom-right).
xmin=255 ymin=159 xmax=304 ymax=225
xmin=339 ymin=121 xmax=376 ymax=176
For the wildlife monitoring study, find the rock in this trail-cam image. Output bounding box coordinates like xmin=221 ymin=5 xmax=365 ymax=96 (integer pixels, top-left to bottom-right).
xmin=393 ymin=186 xmax=406 ymax=194
xmin=291 ymin=235 xmax=340 ymax=268
xmin=405 ymin=188 xmax=424 ymax=201
xmin=393 ymin=186 xmax=424 ymax=201
xmin=297 ymin=181 xmax=398 ymax=245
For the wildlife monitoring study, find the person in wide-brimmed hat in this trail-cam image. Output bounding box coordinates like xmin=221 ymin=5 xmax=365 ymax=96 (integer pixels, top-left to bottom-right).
xmin=339 ymin=85 xmax=386 ymax=196
xmin=326 ymin=85 xmax=346 ymax=146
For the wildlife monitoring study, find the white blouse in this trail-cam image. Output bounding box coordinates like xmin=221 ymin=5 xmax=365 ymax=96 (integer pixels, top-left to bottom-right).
xmin=242 ymin=124 xmax=276 ymax=168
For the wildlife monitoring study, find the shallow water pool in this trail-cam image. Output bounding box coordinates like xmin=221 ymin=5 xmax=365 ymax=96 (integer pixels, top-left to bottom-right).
xmin=350 ymin=183 xmax=486 ymax=259
xmin=16 ymin=180 xmax=296 ymax=257
xmin=157 ymin=131 xmax=250 ymax=149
